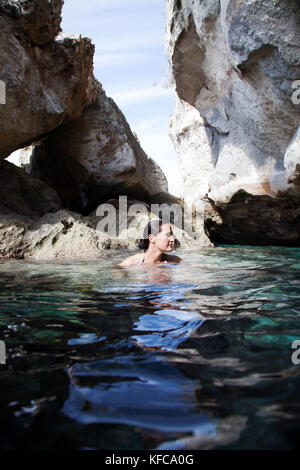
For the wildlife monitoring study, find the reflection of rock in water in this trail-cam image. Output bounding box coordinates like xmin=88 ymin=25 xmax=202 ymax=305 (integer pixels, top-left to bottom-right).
xmin=63 ymin=355 xmax=217 ymax=435
xmin=157 ymin=415 xmax=247 ymax=450
xmin=61 ymin=274 xmax=247 ymax=449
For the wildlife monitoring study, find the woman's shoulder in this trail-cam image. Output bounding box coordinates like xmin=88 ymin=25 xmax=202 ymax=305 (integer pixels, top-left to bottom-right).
xmin=163 ymin=253 xmax=184 ymax=263
xmin=119 ymin=253 xmax=144 ymax=267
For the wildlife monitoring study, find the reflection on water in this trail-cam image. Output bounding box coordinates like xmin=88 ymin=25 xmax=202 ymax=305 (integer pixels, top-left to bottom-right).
xmin=0 ymin=246 xmax=300 ymax=449
xmin=63 ymin=355 xmax=215 ymax=433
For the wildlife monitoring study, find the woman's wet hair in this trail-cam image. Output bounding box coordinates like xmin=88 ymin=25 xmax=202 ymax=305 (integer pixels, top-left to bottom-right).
xmin=138 ymin=219 xmax=164 ymax=251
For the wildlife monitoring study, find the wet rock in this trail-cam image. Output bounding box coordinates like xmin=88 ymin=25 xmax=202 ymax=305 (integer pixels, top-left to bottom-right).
xmin=205 ymin=189 xmax=300 ymax=246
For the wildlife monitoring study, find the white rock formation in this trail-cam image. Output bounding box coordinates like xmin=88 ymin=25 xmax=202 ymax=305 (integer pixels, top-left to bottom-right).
xmin=270 ymin=124 xmax=300 ymax=195
xmin=169 ymin=98 xmax=214 ymax=207
xmin=166 ymin=0 xmax=300 ymax=245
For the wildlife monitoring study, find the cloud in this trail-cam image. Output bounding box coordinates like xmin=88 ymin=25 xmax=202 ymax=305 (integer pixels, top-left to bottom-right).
xmin=62 ymin=1 xmax=165 ymax=53
xmin=111 ymin=86 xmax=172 ymax=106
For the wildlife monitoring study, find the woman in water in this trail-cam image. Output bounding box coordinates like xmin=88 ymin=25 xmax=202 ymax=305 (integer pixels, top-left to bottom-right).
xmin=120 ymin=219 xmax=184 ymax=267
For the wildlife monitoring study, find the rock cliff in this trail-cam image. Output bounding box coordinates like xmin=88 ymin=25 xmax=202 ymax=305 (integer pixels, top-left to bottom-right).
xmin=20 ymin=89 xmax=168 ymax=214
xmin=0 ymin=0 xmax=208 ymax=259
xmin=167 ymin=0 xmax=300 ymax=246
xmin=0 ymin=0 xmax=99 ymax=159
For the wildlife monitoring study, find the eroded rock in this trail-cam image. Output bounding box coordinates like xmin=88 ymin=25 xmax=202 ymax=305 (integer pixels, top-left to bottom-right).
xmin=166 ymin=0 xmax=300 ymax=245
xmin=0 ymin=0 xmax=212 ymax=259
xmin=0 ymin=0 xmax=63 ymax=45
xmin=0 ymin=200 xmax=207 ymax=260
xmin=0 ymin=7 xmax=99 ymax=158
xmin=0 ymin=211 xmax=32 ymax=259
xmin=205 ymin=189 xmax=300 ymax=246
xmin=21 ymin=90 xmax=169 ymax=214
xmin=25 ymin=210 xmax=106 ymax=260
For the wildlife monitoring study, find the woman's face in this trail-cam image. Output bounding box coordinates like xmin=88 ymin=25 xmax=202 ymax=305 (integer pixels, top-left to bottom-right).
xmin=152 ymin=223 xmax=175 ymax=252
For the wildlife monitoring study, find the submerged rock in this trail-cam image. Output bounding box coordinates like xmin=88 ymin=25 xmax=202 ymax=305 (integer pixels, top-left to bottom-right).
xmin=166 ymin=0 xmax=300 ymax=246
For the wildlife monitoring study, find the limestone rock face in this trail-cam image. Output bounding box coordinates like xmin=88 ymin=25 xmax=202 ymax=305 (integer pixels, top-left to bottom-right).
xmin=167 ymin=0 xmax=300 ymax=245
xmin=25 ymin=210 xmax=106 ymax=260
xmin=169 ymin=98 xmax=215 ymax=208
xmin=270 ymin=125 xmax=300 ymax=196
xmin=0 ymin=0 xmax=63 ymax=45
xmin=22 ymin=90 xmax=169 ymax=214
xmin=0 ymin=4 xmax=99 ymax=158
xmin=0 ymin=209 xmax=106 ymax=260
xmin=0 ymin=211 xmax=32 ymax=259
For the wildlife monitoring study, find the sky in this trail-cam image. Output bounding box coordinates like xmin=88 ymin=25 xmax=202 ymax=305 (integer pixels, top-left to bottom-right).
xmin=60 ymin=0 xmax=181 ymax=195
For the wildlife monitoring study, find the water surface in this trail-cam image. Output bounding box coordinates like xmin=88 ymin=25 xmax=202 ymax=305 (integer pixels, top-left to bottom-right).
xmin=0 ymin=246 xmax=300 ymax=449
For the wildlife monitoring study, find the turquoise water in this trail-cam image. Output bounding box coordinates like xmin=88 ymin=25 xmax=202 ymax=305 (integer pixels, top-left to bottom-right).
xmin=0 ymin=245 xmax=300 ymax=449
